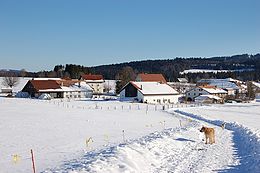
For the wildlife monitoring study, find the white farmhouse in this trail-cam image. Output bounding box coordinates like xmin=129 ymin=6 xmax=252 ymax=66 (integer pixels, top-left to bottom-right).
xmin=80 ymin=74 xmax=105 ymax=94
xmin=62 ymin=81 xmax=93 ymax=99
xmin=186 ymin=85 xmax=227 ymax=102
xmin=120 ymin=81 xmax=179 ymax=104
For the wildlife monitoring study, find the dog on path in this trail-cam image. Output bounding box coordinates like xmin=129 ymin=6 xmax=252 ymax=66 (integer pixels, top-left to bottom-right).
xmin=199 ymin=126 xmax=215 ymax=144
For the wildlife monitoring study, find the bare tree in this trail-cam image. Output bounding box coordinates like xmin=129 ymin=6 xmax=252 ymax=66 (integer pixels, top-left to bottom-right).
xmin=1 ymin=73 xmax=19 ymax=93
xmin=115 ymin=66 xmax=137 ymax=93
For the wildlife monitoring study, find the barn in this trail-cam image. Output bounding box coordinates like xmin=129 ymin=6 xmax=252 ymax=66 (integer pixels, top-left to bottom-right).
xmin=120 ymin=81 xmax=179 ymax=104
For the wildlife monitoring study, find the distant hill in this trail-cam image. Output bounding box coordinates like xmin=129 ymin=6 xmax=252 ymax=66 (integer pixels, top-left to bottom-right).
xmin=88 ymin=54 xmax=260 ymax=81
xmin=2 ymin=53 xmax=260 ymax=82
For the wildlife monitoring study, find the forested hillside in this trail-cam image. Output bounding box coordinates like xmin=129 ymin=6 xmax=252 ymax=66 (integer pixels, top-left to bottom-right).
xmin=1 ymin=54 xmax=260 ymax=82
xmin=88 ymin=54 xmax=260 ymax=81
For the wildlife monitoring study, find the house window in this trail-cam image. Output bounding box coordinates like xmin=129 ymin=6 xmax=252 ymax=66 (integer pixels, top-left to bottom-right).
xmin=194 ymin=93 xmax=196 ymax=95
xmin=188 ymin=93 xmax=190 ymax=95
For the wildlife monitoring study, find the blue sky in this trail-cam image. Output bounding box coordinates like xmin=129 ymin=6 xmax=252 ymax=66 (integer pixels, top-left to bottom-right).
xmin=0 ymin=0 xmax=259 ymax=72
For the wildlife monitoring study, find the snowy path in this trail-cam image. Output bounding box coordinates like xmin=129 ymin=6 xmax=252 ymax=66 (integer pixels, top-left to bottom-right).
xmin=174 ymin=109 xmax=260 ymax=173
xmin=43 ymin=113 xmax=237 ymax=173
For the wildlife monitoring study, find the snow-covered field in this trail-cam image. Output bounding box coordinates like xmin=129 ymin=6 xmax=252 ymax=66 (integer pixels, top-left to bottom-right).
xmin=0 ymin=98 xmax=179 ymax=173
xmin=1 ymin=98 xmax=260 ymax=173
xmin=179 ymin=69 xmax=254 ymax=74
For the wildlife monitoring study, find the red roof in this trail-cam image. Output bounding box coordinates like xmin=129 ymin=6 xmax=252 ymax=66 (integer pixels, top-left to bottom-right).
xmin=136 ymin=73 xmax=167 ymax=83
xmin=199 ymin=85 xmax=216 ymax=89
xmin=81 ymin=74 xmax=104 ymax=80
xmin=30 ymin=80 xmax=61 ymax=91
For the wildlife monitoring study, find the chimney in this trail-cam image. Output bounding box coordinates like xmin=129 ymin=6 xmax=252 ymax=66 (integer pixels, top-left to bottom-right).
xmin=140 ymin=85 xmax=142 ymax=90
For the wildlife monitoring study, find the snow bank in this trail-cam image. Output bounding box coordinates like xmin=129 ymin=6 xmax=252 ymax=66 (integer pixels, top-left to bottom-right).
xmin=15 ymin=91 xmax=30 ymax=98
xmin=38 ymin=93 xmax=52 ymax=100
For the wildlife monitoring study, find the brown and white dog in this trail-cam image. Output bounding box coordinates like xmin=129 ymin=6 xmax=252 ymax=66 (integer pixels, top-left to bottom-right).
xmin=200 ymin=126 xmax=215 ymax=144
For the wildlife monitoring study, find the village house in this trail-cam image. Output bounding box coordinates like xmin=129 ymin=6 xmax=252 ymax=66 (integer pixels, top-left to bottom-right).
xmin=22 ymin=79 xmax=93 ymax=99
xmin=120 ymin=81 xmax=179 ymax=104
xmin=195 ymin=95 xmax=222 ymax=104
xmin=168 ymin=78 xmax=196 ymax=94
xmin=185 ymin=85 xmax=227 ymax=102
xmin=136 ymin=73 xmax=167 ymax=83
xmin=80 ymin=74 xmax=105 ymax=94
xmin=197 ymin=78 xmax=246 ymax=96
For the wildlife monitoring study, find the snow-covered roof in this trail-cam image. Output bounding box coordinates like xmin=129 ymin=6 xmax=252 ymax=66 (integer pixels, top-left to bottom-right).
xmin=253 ymin=82 xmax=260 ymax=88
xmin=177 ymin=78 xmax=188 ymax=83
xmin=70 ymin=82 xmax=93 ymax=91
xmin=130 ymin=81 xmax=179 ymax=95
xmin=195 ymin=94 xmax=221 ymax=100
xmin=0 ymin=77 xmax=31 ymax=92
xmin=85 ymin=80 xmax=105 ymax=83
xmin=180 ymin=69 xmax=230 ymax=74
xmin=198 ymin=78 xmax=240 ymax=90
xmin=200 ymin=86 xmax=227 ymax=94
xmin=39 ymin=82 xmax=93 ymax=92
xmin=32 ymin=78 xmax=62 ymax=80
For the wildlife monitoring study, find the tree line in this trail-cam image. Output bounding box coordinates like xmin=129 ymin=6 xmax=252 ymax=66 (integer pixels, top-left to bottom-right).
xmin=1 ymin=53 xmax=260 ymax=83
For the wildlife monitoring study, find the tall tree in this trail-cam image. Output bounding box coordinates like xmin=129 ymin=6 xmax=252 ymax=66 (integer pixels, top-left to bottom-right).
xmin=115 ymin=66 xmax=137 ymax=94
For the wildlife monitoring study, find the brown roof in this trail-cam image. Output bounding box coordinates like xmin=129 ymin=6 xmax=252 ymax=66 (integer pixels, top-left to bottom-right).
xmin=30 ymin=80 xmax=61 ymax=91
xmin=136 ymin=73 xmax=167 ymax=83
xmin=81 ymin=74 xmax=104 ymax=80
xmin=199 ymin=85 xmax=216 ymax=89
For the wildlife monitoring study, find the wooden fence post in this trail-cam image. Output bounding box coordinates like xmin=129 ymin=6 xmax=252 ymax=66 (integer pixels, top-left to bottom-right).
xmin=31 ymin=149 xmax=36 ymax=173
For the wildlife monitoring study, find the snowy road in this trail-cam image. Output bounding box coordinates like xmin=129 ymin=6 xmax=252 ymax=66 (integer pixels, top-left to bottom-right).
xmin=43 ymin=112 xmax=238 ymax=173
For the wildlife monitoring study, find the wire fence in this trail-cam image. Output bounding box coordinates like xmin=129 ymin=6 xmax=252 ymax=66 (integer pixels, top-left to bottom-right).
xmin=0 ymin=98 xmax=203 ymax=172
xmin=34 ymin=99 xmax=204 ymax=113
